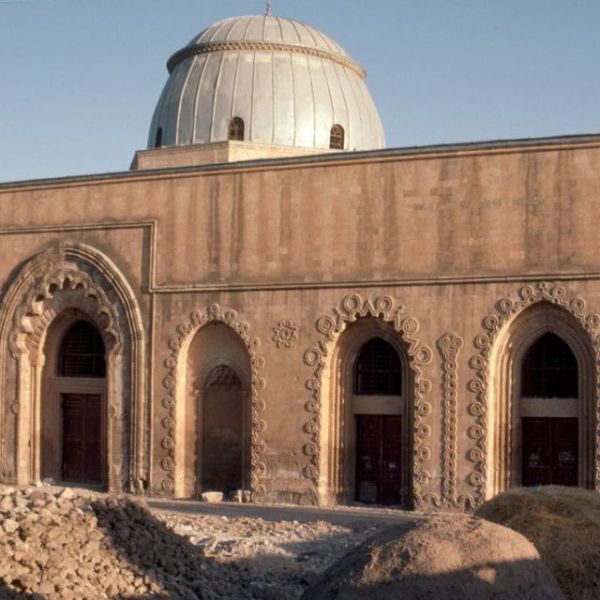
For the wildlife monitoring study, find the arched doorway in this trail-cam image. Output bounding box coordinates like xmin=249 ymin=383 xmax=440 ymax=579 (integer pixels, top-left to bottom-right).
xmin=353 ymin=338 xmax=403 ymax=505
xmin=1 ymin=242 xmax=145 ymax=493
xmin=520 ymin=333 xmax=578 ymax=487
xmin=321 ymin=317 xmax=413 ymax=507
xmin=487 ymin=301 xmax=595 ymax=496
xmin=41 ymin=317 xmax=107 ymax=485
xmin=201 ymin=364 xmax=247 ymax=493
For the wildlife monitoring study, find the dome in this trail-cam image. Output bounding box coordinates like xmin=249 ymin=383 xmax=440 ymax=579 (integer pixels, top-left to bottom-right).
xmin=148 ymin=15 xmax=386 ymax=153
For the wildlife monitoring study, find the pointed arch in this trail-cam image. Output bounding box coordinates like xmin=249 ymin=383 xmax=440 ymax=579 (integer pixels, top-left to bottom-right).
xmin=158 ymin=305 xmax=267 ymax=498
xmin=0 ymin=241 xmax=145 ymax=492
xmin=467 ymin=282 xmax=600 ymax=508
xmin=302 ymin=294 xmax=434 ymax=508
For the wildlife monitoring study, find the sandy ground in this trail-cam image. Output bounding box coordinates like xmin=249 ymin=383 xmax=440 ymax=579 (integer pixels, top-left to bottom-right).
xmin=153 ymin=508 xmax=391 ymax=598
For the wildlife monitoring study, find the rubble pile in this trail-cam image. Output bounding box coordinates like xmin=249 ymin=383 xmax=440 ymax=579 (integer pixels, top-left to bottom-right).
xmin=301 ymin=516 xmax=566 ymax=600
xmin=0 ymin=487 xmax=244 ymax=599
xmin=0 ymin=486 xmax=384 ymax=599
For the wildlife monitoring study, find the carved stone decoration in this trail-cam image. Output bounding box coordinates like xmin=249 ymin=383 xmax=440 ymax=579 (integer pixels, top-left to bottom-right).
xmin=159 ymin=305 xmax=267 ymax=496
xmin=302 ymin=293 xmax=435 ymax=508
xmin=10 ymin=267 xmax=122 ymax=361
xmin=0 ymin=241 xmax=145 ymax=491
xmin=272 ymin=319 xmax=299 ymax=349
xmin=205 ymin=364 xmax=242 ymax=389
xmin=466 ymin=282 xmax=600 ymax=509
xmin=437 ymin=333 xmax=463 ymax=508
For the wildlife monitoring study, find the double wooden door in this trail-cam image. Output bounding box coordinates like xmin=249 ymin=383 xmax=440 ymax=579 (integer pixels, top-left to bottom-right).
xmin=522 ymin=417 xmax=578 ymax=487
xmin=355 ymin=415 xmax=402 ymax=505
xmin=62 ymin=394 xmax=102 ymax=484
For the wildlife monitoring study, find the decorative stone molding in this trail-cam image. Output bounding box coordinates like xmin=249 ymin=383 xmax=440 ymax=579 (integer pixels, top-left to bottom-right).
xmin=168 ymin=41 xmax=366 ymax=79
xmin=466 ymin=282 xmax=600 ymax=508
xmin=10 ymin=267 xmax=121 ymax=363
xmin=159 ymin=305 xmax=267 ymax=496
xmin=0 ymin=241 xmax=145 ymax=491
xmin=436 ymin=333 xmax=463 ymax=508
xmin=272 ymin=320 xmax=299 ymax=349
xmin=302 ymin=293 xmax=434 ymax=507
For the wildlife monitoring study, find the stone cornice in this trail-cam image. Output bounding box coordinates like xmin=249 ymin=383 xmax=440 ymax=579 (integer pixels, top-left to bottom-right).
xmin=167 ymin=40 xmax=366 ymax=78
xmin=3 ymin=134 xmax=600 ymax=193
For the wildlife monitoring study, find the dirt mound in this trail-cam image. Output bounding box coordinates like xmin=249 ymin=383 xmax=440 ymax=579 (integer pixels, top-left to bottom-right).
xmin=476 ymin=485 xmax=600 ymax=600
xmin=0 ymin=486 xmax=247 ymax=599
xmin=300 ymin=515 xmax=565 ymax=600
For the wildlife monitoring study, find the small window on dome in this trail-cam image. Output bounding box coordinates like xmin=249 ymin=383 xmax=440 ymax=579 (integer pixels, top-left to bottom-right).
xmin=330 ymin=124 xmax=345 ymax=150
xmin=228 ymin=117 xmax=245 ymax=141
xmin=155 ymin=127 xmax=163 ymax=148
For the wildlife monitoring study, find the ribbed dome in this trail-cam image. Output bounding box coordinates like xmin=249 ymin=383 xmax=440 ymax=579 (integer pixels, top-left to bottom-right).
xmin=148 ymin=15 xmax=386 ymax=152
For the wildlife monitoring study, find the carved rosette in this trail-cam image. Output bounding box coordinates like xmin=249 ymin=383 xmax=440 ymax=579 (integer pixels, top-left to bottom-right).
xmin=466 ymin=282 xmax=600 ymax=508
xmin=436 ymin=333 xmax=463 ymax=508
xmin=302 ymin=293 xmax=435 ymax=508
xmin=272 ymin=320 xmax=299 ymax=349
xmin=159 ymin=305 xmax=267 ymax=496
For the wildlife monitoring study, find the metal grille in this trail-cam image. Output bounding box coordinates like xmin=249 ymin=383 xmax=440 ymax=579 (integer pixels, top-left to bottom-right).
xmin=228 ymin=117 xmax=245 ymax=141
xmin=329 ymin=124 xmax=344 ymax=150
xmin=354 ymin=338 xmax=402 ymax=395
xmin=522 ymin=333 xmax=577 ymax=398
xmin=57 ymin=321 xmax=106 ymax=378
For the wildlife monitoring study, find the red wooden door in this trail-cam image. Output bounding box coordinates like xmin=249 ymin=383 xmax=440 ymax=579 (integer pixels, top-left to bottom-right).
xmin=355 ymin=415 xmax=402 ymax=505
xmin=62 ymin=394 xmax=102 ymax=484
xmin=522 ymin=417 xmax=578 ymax=487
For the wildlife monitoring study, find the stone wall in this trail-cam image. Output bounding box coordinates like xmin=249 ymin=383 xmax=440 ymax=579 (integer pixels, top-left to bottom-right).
xmin=0 ymin=136 xmax=599 ymax=509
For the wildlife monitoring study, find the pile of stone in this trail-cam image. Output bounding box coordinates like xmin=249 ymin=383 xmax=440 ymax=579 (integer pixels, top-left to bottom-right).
xmin=0 ymin=486 xmax=246 ymax=599
xmin=301 ymin=515 xmax=566 ymax=600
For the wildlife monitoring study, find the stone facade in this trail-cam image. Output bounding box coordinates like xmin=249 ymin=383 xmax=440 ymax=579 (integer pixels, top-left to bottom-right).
xmin=1 ymin=135 xmax=600 ymax=510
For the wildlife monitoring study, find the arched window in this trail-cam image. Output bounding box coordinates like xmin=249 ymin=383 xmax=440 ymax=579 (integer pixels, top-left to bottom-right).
xmin=155 ymin=127 xmax=163 ymax=148
xmin=330 ymin=124 xmax=345 ymax=150
xmin=354 ymin=338 xmax=401 ymax=395
xmin=57 ymin=320 xmax=106 ymax=378
xmin=521 ymin=333 xmax=577 ymax=398
xmin=228 ymin=117 xmax=245 ymax=141
xmin=205 ymin=364 xmax=241 ymax=389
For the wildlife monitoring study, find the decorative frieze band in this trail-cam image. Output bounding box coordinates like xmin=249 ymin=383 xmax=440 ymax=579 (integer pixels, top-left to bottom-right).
xmin=168 ymin=41 xmax=366 ymax=78
xmin=436 ymin=333 xmax=463 ymax=508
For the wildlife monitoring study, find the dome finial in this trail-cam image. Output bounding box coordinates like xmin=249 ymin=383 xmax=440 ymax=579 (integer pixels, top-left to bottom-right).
xmin=265 ymin=0 xmax=272 ymax=16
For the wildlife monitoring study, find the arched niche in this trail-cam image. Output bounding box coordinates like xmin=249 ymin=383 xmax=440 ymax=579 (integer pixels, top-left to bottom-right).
xmin=488 ymin=301 xmax=596 ymax=495
xmin=174 ymin=321 xmax=251 ymax=498
xmin=41 ymin=314 xmax=107 ymax=485
xmin=0 ymin=242 xmax=145 ymax=492
xmin=322 ymin=317 xmax=413 ymax=507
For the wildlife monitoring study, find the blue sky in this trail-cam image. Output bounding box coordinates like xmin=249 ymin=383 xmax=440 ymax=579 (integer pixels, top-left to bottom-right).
xmin=0 ymin=0 xmax=599 ymax=182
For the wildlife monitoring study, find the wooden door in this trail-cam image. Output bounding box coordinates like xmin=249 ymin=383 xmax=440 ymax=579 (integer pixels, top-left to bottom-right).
xmin=355 ymin=415 xmax=402 ymax=505
xmin=522 ymin=417 xmax=578 ymax=487
xmin=62 ymin=394 xmax=102 ymax=484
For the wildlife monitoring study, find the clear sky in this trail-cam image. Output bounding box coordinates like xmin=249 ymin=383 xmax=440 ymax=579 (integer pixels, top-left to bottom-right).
xmin=1 ymin=0 xmax=599 ymax=182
